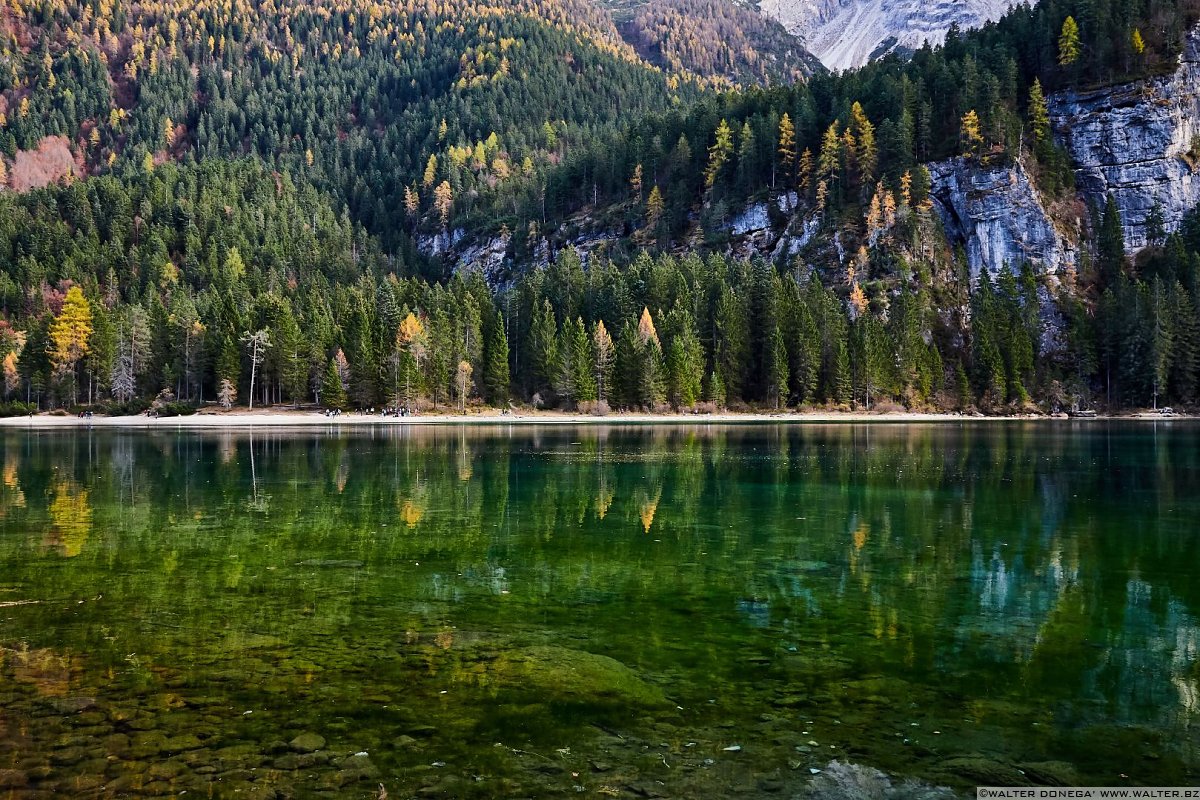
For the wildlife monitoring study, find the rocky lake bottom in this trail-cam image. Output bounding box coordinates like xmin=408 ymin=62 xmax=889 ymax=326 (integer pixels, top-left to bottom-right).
xmin=0 ymin=423 xmax=1196 ymax=797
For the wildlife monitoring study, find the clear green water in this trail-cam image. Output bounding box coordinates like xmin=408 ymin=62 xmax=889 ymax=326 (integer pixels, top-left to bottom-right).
xmin=0 ymin=423 xmax=1198 ymax=798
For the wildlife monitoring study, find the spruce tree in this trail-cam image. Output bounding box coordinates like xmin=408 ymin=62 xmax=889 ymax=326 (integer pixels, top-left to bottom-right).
xmin=1027 ymin=79 xmax=1050 ymax=144
xmin=557 ymin=316 xmax=595 ymax=405
xmin=766 ymin=326 xmax=789 ymax=408
xmin=971 ymin=273 xmax=1007 ymax=405
xmin=592 ymin=320 xmax=615 ymax=404
xmin=1170 ymin=284 xmax=1198 ymax=402
xmin=614 ymin=323 xmax=641 ymax=409
xmin=529 ymin=299 xmax=559 ymax=400
xmin=321 ymin=357 xmax=348 ymax=409
xmin=666 ymin=312 xmax=704 ymax=408
xmin=715 ymin=286 xmax=748 ymax=403
xmin=1098 ymin=195 xmax=1126 ymax=287
xmin=483 ymin=308 xmax=510 ymax=407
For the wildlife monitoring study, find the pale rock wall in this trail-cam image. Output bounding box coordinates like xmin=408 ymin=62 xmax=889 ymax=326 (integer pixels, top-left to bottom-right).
xmin=759 ymin=0 xmax=1019 ymax=70
xmin=928 ymin=157 xmax=1076 ymax=281
xmin=1048 ymin=25 xmax=1200 ymax=252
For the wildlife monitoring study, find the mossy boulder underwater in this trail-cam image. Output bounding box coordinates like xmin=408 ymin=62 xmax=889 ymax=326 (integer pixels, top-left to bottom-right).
xmin=483 ymin=645 xmax=668 ymax=709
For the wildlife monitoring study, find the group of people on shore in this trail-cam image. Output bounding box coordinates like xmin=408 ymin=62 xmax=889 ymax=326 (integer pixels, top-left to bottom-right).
xmin=323 ymin=407 xmax=415 ymax=418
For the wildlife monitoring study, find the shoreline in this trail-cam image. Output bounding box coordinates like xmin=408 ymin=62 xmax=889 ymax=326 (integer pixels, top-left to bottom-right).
xmin=0 ymin=409 xmax=1189 ymax=428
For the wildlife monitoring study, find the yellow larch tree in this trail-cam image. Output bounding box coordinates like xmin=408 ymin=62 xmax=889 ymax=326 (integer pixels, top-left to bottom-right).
xmin=49 ymin=286 xmax=93 ymax=405
xmin=433 ymin=180 xmax=453 ymax=228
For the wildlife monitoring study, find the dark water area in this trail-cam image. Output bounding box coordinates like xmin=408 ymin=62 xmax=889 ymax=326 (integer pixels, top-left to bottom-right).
xmin=0 ymin=422 xmax=1197 ymax=798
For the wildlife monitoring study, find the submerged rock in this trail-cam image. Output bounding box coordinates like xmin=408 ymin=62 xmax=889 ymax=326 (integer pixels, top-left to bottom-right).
xmin=49 ymin=696 xmax=96 ymax=714
xmin=1019 ymin=761 xmax=1082 ymax=787
xmin=289 ymin=732 xmax=326 ymax=753
xmin=0 ymin=769 xmax=28 ymax=789
xmin=405 ymin=725 xmax=438 ymax=738
xmin=803 ymin=760 xmax=956 ymax=800
xmin=935 ymin=756 xmax=1031 ymax=787
xmin=483 ymin=645 xmax=668 ymax=708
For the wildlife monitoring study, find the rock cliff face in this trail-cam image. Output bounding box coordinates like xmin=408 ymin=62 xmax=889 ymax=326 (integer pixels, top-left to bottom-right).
xmin=928 ymin=157 xmax=1076 ymax=281
xmin=1049 ymin=25 xmax=1200 ymax=252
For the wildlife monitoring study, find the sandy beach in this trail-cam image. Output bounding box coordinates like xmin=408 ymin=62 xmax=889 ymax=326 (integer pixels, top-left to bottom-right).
xmin=0 ymin=408 xmax=1182 ymax=428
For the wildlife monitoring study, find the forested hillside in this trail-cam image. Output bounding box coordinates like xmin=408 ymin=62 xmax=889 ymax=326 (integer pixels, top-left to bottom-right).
xmin=0 ymin=0 xmax=712 ymax=261
xmin=497 ymin=0 xmax=1200 ymax=236
xmin=1 ymin=0 xmax=1199 ymax=414
xmin=618 ymin=0 xmax=823 ymax=85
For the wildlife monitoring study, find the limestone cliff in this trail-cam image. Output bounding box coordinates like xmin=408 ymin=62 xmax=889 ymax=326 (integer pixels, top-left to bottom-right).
xmin=928 ymin=157 xmax=1076 ymax=281
xmin=1049 ymin=25 xmax=1200 ymax=252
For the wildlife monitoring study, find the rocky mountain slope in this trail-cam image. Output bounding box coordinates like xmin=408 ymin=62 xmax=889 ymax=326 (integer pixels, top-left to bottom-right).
xmin=757 ymin=0 xmax=1020 ymax=70
xmin=443 ymin=20 xmax=1200 ymax=287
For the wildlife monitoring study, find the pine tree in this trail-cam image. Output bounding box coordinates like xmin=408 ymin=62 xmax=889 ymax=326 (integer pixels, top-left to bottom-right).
xmin=85 ymin=301 xmax=116 ymax=404
xmin=715 ymin=286 xmax=748 ymax=403
xmin=321 ymin=356 xmax=347 ymax=409
xmin=832 ymin=337 xmax=851 ymax=406
xmin=998 ymin=266 xmax=1034 ymax=404
xmin=1028 ymin=79 xmax=1050 ymax=143
xmin=454 ymin=360 xmax=473 ymax=412
xmin=955 ymin=361 xmax=971 ymax=409
xmin=529 ymin=299 xmax=559 ymax=399
xmin=404 ymin=184 xmax=420 ymax=220
xmin=592 ymin=320 xmax=615 ymax=404
xmin=614 ymin=322 xmax=641 ymax=409
xmin=425 ymin=307 xmax=454 ymax=406
xmin=1170 ymin=284 xmax=1198 ymax=402
xmin=557 ymin=316 xmax=595 ymax=405
xmin=705 ymin=369 xmax=726 ymax=408
xmin=1098 ymin=194 xmax=1126 ymax=286
xmin=1145 ymin=201 xmax=1166 ymax=247
xmin=736 ymin=120 xmax=755 ymax=191
xmin=217 ymin=335 xmax=240 ymax=393
xmin=422 ymin=154 xmax=439 ymax=188
xmin=860 ymin=314 xmax=893 ymax=409
xmin=766 ymin=325 xmax=789 ymax=409
xmin=483 ymin=307 xmax=510 ymax=406
xmin=666 ymin=311 xmax=704 ymax=408
xmin=459 ymin=293 xmax=484 ymax=380
xmin=217 ymin=378 xmax=236 ymax=409
xmin=782 ymin=283 xmax=819 ymax=405
xmin=1149 ymin=278 xmax=1174 ymax=408
xmin=639 ymin=337 xmax=666 ymax=409
xmin=971 ymin=273 xmax=1007 ymax=405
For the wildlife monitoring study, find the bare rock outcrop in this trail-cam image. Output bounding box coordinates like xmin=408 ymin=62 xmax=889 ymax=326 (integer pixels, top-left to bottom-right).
xmin=1049 ymin=25 xmax=1200 ymax=251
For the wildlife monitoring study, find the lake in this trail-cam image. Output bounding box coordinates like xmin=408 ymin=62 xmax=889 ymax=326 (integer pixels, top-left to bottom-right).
xmin=0 ymin=422 xmax=1197 ymax=798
